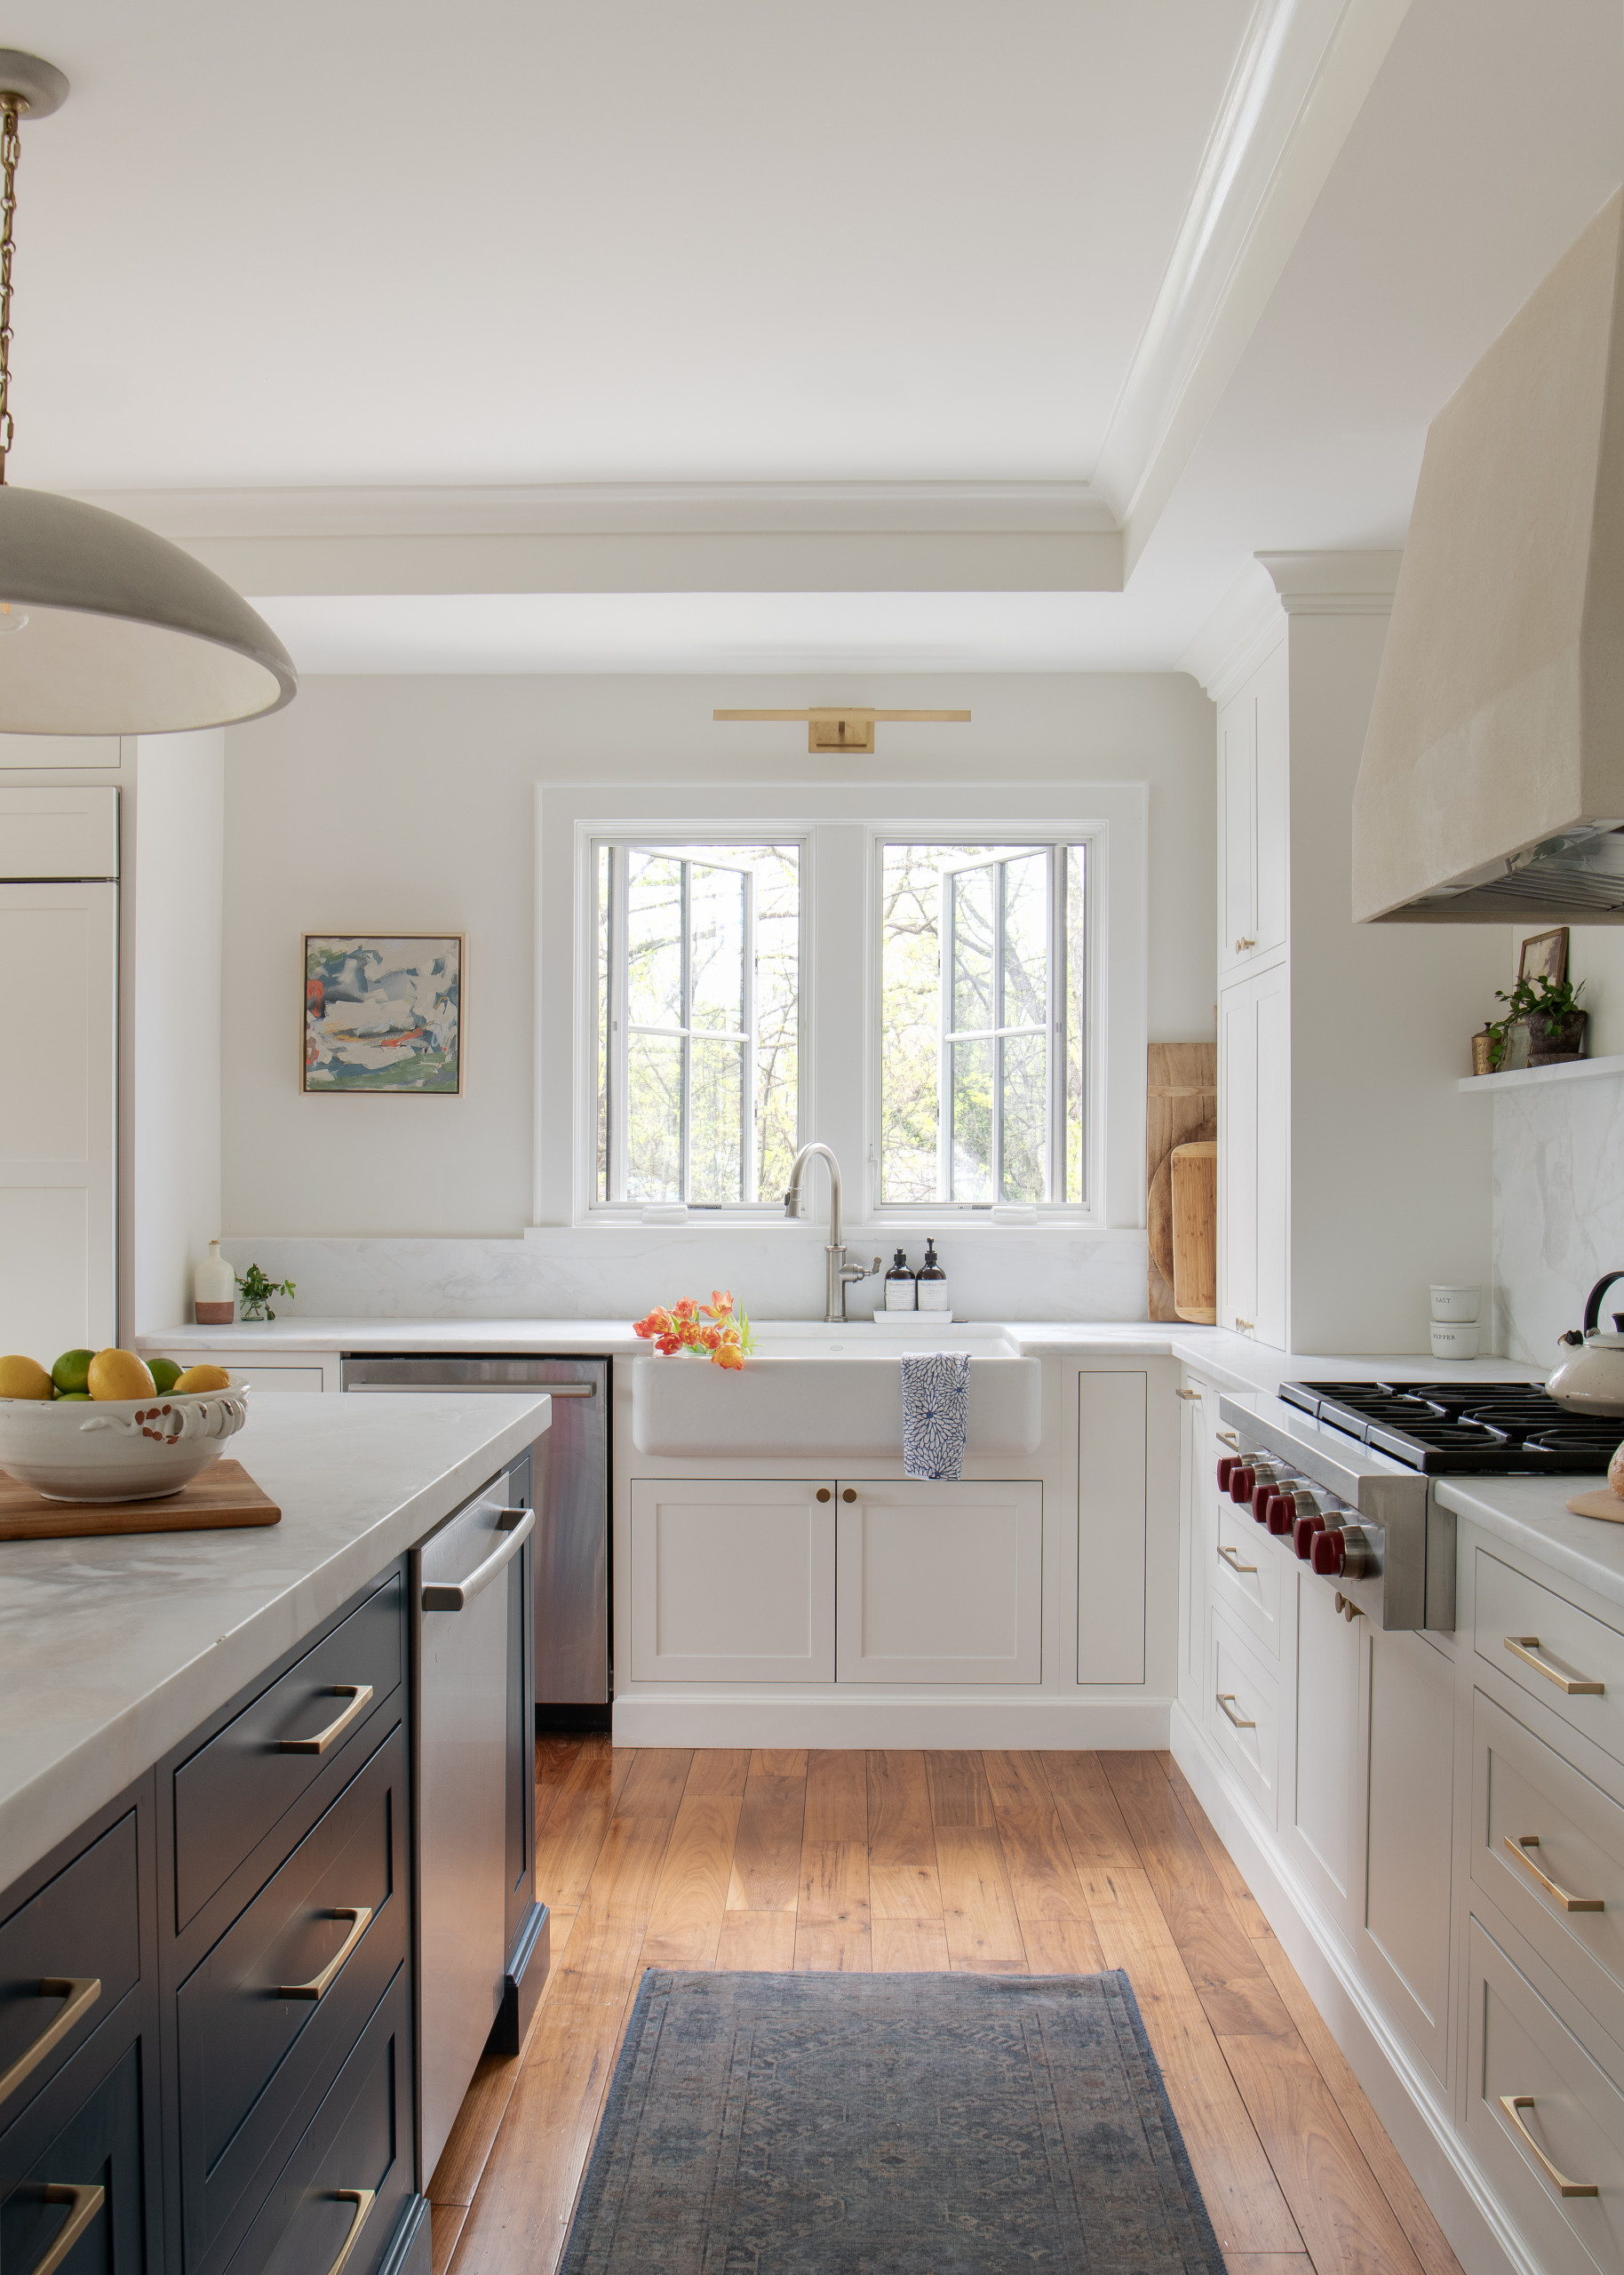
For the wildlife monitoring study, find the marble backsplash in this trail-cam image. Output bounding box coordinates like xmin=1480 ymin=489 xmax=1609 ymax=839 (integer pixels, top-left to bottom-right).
xmin=1493 ymin=1067 xmax=1624 ymax=1364
xmin=215 ymin=1225 xmax=1151 ymax=1326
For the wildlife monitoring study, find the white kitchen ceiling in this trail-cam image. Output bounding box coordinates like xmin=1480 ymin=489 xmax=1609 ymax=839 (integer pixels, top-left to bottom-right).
xmin=6 ymin=0 xmax=1624 ymax=675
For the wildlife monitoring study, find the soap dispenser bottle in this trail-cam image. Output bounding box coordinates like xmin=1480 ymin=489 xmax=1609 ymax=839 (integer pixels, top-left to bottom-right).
xmin=884 ymin=1249 xmax=917 ymax=1311
xmin=916 ymin=1239 xmax=949 ymax=1313
xmin=194 ymin=1240 xmax=236 ymax=1327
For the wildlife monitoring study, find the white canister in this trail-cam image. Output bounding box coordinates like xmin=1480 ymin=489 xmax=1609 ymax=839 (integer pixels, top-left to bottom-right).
xmin=1430 ymin=1284 xmax=1481 ymax=1322
xmin=1430 ymin=1320 xmax=1481 ymax=1361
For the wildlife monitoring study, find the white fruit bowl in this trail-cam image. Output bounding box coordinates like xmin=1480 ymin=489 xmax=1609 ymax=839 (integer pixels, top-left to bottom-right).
xmin=0 ymin=1379 xmax=251 ymax=1502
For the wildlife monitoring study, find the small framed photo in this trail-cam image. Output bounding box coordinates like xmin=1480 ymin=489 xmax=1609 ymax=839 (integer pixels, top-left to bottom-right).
xmin=1518 ymin=926 xmax=1570 ymax=986
xmin=303 ymin=934 xmax=463 ymax=1094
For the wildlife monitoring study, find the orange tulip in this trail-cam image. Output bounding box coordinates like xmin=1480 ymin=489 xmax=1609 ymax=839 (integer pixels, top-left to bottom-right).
xmin=713 ymin=1342 xmax=744 ymax=1369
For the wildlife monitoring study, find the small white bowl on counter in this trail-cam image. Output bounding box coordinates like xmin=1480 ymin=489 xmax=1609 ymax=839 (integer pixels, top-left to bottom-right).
xmin=0 ymin=1378 xmax=251 ymax=1502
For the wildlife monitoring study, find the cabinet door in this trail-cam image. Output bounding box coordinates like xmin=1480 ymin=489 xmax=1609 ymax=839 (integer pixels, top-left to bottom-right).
xmin=1360 ymin=1626 xmax=1454 ymax=2084
xmin=1218 ymin=639 xmax=1286 ymax=978
xmin=835 ymin=1481 xmax=1042 ymax=1683
xmin=630 ymin=1481 xmax=835 ymax=1681
xmin=1286 ymin=1570 xmax=1363 ymax=1928
xmin=1078 ymin=1372 xmax=1147 ymax=1684
xmin=1218 ymin=961 xmax=1288 ymax=1345
xmin=0 ymin=2035 xmax=148 ymax=2275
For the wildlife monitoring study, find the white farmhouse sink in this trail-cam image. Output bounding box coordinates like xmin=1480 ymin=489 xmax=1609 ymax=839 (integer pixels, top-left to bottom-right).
xmin=631 ymin=1320 xmax=1042 ymax=1458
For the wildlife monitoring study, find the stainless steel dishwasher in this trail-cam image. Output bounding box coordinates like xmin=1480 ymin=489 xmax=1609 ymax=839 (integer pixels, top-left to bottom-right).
xmin=343 ymin=1354 xmax=611 ymax=1712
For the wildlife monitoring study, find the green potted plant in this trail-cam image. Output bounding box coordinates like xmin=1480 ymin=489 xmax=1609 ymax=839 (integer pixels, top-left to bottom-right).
xmin=235 ymin=1263 xmax=297 ymax=1322
xmin=1486 ymin=973 xmax=1588 ymax=1069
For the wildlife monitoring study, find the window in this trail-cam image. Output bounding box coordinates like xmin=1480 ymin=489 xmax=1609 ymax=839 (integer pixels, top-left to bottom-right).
xmin=595 ymin=841 xmax=800 ymax=1208
xmin=879 ymin=842 xmax=1087 ymax=1206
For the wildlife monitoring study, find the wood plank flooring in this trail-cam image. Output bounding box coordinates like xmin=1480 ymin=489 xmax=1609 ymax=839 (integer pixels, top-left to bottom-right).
xmin=432 ymin=1739 xmax=1465 ymax=2275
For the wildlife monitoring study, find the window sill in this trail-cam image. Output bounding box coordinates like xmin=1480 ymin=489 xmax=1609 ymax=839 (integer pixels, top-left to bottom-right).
xmin=545 ymin=1214 xmax=1116 ymax=1238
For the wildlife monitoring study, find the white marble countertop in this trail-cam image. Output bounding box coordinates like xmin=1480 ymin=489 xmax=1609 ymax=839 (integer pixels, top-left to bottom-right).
xmin=0 ymin=1391 xmax=550 ymax=1888
xmin=138 ymin=1316 xmax=1548 ymax=1400
xmin=1438 ymin=1474 xmax=1624 ymax=1613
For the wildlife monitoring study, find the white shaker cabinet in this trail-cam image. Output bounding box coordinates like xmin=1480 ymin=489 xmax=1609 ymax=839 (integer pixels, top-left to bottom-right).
xmin=1218 ymin=960 xmax=1288 ymax=1344
xmin=1218 ymin=635 xmax=1287 ymax=978
xmin=630 ymin=1478 xmax=836 ymax=1681
xmin=835 ymin=1479 xmax=1042 ymax=1683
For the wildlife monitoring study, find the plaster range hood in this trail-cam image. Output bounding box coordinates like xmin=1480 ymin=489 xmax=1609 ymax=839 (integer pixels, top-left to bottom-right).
xmin=1352 ymin=190 xmax=1624 ymax=923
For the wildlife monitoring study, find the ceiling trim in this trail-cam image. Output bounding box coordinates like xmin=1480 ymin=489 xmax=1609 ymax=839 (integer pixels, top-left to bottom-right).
xmin=1258 ymin=548 xmax=1402 ymax=611
xmin=1178 ymin=559 xmax=1285 ymax=702
xmin=1095 ymin=0 xmax=1414 ymax=579
xmin=69 ymin=480 xmax=1118 ymax=540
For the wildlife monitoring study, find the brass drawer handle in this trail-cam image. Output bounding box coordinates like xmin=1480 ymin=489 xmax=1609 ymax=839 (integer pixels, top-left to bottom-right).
xmin=1217 ymin=1544 xmax=1259 ymax=1575
xmin=1175 ymin=1387 xmax=1202 ymax=1401
xmin=324 ymin=2187 xmax=378 ymax=2275
xmin=0 ymin=1977 xmax=100 ymax=2111
xmin=1505 ymin=1834 xmax=1604 ymax=1912
xmin=1216 ymin=1691 xmax=1256 ymax=1729
xmin=28 ymin=2182 xmax=106 ymax=2275
xmin=1499 ymin=2095 xmax=1598 ymax=2197
xmin=1504 ymin=1636 xmax=1604 ymax=1696
xmin=278 ymin=1906 xmax=373 ymax=2001
xmin=1216 ymin=1430 xmax=1238 ymax=1448
xmin=279 ymin=1684 xmax=374 ymax=1756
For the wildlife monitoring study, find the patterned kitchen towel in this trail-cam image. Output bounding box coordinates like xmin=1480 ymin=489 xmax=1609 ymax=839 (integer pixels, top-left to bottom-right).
xmin=901 ymin=1348 xmax=971 ymax=1481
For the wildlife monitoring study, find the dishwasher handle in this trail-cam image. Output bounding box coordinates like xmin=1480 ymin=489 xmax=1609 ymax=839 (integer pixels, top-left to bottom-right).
xmin=421 ymin=1506 xmax=535 ymax=1611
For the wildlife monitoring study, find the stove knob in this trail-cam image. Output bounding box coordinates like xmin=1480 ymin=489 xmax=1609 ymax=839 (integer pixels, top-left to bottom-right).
xmin=1230 ymin=1465 xmax=1255 ymax=1504
xmin=1310 ymin=1529 xmax=1346 ymax=1578
xmin=1253 ymin=1485 xmax=1279 ymax=1526
xmin=1217 ymin=1457 xmax=1236 ymax=1491
xmin=1294 ymin=1513 xmax=1325 ymax=1561
xmin=1340 ymin=1526 xmax=1372 ymax=1579
xmin=1268 ymin=1493 xmax=1296 ymax=1537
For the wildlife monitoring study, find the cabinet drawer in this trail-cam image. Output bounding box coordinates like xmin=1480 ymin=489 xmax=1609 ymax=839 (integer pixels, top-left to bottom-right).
xmin=178 ymin=1723 xmax=406 ymax=2271
xmin=1211 ymin=1494 xmax=1284 ymax=1660
xmin=0 ymin=1810 xmax=140 ymax=2130
xmin=1476 ymin=1553 xmax=1624 ymax=1771
xmin=174 ymin=1576 xmax=402 ymax=1929
xmin=1206 ymin=1607 xmax=1281 ymax=1826
xmin=1474 ymin=1689 xmax=1624 ymax=2046
xmin=1467 ymin=1916 xmax=1624 ymax=2275
xmin=0 ymin=2032 xmax=147 ymax=2275
xmin=226 ymin=1965 xmax=413 ymax=2275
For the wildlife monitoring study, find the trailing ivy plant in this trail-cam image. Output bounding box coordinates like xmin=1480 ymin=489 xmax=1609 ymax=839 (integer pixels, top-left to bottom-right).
xmin=235 ymin=1263 xmax=297 ymax=1321
xmin=1486 ymin=973 xmax=1586 ymax=1068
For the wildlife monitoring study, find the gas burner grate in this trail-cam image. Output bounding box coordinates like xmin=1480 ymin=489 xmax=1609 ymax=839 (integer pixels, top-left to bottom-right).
xmin=1281 ymin=1380 xmax=1621 ymax=1474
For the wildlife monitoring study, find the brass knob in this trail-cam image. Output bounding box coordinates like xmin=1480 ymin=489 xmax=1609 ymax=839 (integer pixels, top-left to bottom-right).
xmin=842 ymin=1488 xmax=857 ymax=1503
xmin=816 ymin=1488 xmax=832 ymax=1502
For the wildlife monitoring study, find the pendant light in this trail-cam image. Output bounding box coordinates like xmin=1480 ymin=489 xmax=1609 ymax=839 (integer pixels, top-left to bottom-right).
xmin=0 ymin=52 xmax=295 ymax=733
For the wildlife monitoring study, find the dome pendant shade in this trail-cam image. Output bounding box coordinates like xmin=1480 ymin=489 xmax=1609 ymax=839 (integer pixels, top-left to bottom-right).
xmin=0 ymin=487 xmax=296 ymax=733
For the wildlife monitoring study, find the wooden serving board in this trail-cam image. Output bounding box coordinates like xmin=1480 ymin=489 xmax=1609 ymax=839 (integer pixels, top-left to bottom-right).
xmin=1146 ymin=1041 xmax=1216 ymax=1321
xmin=1567 ymin=1489 xmax=1624 ymax=1525
xmin=1171 ymin=1140 xmax=1218 ymax=1324
xmin=0 ymin=1458 xmax=280 ymax=1542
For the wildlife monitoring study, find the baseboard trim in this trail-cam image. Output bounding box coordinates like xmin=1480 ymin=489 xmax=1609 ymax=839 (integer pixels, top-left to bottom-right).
xmin=1169 ymin=1701 xmax=1540 ymax=2275
xmin=612 ymin=1695 xmax=1174 ymax=1747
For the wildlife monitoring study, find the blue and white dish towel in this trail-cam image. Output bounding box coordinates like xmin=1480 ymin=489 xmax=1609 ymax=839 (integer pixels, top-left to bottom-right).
xmin=901 ymin=1351 xmax=971 ymax=1481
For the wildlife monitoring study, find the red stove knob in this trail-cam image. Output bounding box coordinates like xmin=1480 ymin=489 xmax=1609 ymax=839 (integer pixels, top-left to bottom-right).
xmin=1253 ymin=1487 xmax=1278 ymax=1526
xmin=1294 ymin=1513 xmax=1325 ymax=1561
xmin=1217 ymin=1457 xmax=1236 ymax=1490
xmin=1310 ymin=1529 xmax=1346 ymax=1577
xmin=1268 ymin=1494 xmax=1296 ymax=1537
xmin=1230 ymin=1465 xmax=1255 ymax=1504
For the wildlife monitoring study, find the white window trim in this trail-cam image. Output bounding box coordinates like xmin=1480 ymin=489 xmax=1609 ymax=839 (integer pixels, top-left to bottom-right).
xmin=534 ymin=781 xmax=1148 ymax=1235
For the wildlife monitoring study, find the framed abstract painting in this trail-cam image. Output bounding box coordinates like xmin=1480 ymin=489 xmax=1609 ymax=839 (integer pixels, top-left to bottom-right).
xmin=303 ymin=934 xmax=464 ymax=1094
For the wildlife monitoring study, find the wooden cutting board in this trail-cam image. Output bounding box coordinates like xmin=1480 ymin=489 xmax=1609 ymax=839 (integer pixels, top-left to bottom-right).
xmin=0 ymin=1458 xmax=280 ymax=1542
xmin=1568 ymin=1489 xmax=1624 ymax=1525
xmin=1171 ymin=1141 xmax=1218 ymax=1323
xmin=1147 ymin=1042 xmax=1216 ymax=1320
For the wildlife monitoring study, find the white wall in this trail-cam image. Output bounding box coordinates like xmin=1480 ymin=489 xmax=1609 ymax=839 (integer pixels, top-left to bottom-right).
xmin=220 ymin=675 xmax=1216 ymax=1299
xmin=131 ymin=731 xmax=225 ymax=1335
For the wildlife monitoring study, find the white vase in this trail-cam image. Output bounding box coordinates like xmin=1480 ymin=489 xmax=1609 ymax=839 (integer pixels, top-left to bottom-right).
xmin=194 ymin=1240 xmax=235 ymax=1327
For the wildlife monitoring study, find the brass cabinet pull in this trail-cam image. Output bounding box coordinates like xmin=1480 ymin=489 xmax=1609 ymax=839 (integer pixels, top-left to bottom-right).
xmin=323 ymin=2188 xmax=378 ymax=2275
xmin=278 ymin=1906 xmax=372 ymax=2001
xmin=1216 ymin=1544 xmax=1259 ymax=1575
xmin=1504 ymin=1636 xmax=1604 ymax=1696
xmin=1504 ymin=1834 xmax=1604 ymax=1912
xmin=1215 ymin=1692 xmax=1256 ymax=1729
xmin=1216 ymin=1430 xmax=1238 ymax=1448
xmin=1499 ymin=2095 xmax=1598 ymax=2197
xmin=816 ymin=1488 xmax=832 ymax=1502
xmin=842 ymin=1488 xmax=857 ymax=1503
xmin=1235 ymin=937 xmax=1256 ymax=952
xmin=1174 ymin=1387 xmax=1202 ymax=1401
xmin=1234 ymin=1318 xmax=1255 ymax=1333
xmin=278 ymin=1684 xmax=374 ymax=1756
xmin=28 ymin=2182 xmax=106 ymax=2275
xmin=0 ymin=1978 xmax=100 ymax=2112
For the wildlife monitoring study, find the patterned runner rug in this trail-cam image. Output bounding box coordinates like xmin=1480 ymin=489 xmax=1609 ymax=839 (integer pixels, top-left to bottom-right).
xmin=561 ymin=1968 xmax=1225 ymax=2273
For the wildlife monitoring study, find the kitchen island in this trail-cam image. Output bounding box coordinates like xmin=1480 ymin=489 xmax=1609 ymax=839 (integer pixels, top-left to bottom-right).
xmin=0 ymin=1390 xmax=549 ymax=2275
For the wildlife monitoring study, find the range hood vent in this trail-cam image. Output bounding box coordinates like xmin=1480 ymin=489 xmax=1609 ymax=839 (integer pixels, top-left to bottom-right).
xmin=1353 ymin=191 xmax=1624 ymax=923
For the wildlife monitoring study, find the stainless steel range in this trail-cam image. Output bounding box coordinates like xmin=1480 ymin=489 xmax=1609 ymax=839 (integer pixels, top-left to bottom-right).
xmin=1215 ymin=1379 xmax=1615 ymax=1635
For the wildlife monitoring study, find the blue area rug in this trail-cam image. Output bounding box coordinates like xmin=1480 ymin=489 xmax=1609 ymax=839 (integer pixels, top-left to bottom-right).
xmin=561 ymin=1968 xmax=1224 ymax=2273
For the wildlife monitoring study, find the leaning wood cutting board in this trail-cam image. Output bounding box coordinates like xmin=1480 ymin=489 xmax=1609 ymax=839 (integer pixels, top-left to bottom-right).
xmin=1568 ymin=1489 xmax=1624 ymax=1525
xmin=0 ymin=1458 xmax=280 ymax=1542
xmin=1170 ymin=1141 xmax=1218 ymax=1323
xmin=1147 ymin=1042 xmax=1216 ymax=1320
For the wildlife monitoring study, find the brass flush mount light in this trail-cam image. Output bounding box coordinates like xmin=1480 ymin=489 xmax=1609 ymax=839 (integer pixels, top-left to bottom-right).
xmin=0 ymin=51 xmax=297 ymax=732
xmin=714 ymin=706 xmax=971 ymax=755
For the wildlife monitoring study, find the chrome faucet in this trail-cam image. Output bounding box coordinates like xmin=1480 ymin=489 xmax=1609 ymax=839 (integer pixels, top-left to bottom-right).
xmin=784 ymin=1142 xmax=882 ymax=1322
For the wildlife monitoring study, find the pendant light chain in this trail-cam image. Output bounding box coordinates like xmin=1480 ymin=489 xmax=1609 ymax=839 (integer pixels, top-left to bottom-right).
xmin=0 ymin=97 xmax=20 ymax=485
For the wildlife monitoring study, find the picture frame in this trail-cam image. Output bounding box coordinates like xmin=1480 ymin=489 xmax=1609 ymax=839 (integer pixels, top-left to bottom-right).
xmin=302 ymin=933 xmax=465 ymax=1095
xmin=1518 ymin=925 xmax=1569 ymax=986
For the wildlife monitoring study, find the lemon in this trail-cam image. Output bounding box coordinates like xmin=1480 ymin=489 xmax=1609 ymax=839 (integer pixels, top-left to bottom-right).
xmin=172 ymin=1363 xmax=231 ymax=1394
xmin=147 ymin=1358 xmax=183 ymax=1394
xmin=0 ymin=1353 xmax=53 ymax=1400
xmin=87 ymin=1348 xmax=156 ymax=1401
xmin=52 ymin=1347 xmax=94 ymax=1394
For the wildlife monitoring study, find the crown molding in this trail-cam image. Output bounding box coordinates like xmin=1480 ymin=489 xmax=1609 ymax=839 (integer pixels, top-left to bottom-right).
xmin=1178 ymin=560 xmax=1286 ymax=701
xmin=68 ymin=479 xmax=1118 ymax=541
xmin=1095 ymin=0 xmax=1414 ymax=578
xmin=1258 ymin=547 xmax=1403 ymax=612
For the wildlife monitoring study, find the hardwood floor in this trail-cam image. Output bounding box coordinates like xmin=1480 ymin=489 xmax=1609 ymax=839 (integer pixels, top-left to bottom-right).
xmin=431 ymin=1738 xmax=1466 ymax=2275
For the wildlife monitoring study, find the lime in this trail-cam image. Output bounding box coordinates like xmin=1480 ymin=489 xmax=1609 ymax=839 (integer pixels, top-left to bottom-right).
xmin=51 ymin=1347 xmax=94 ymax=1395
xmin=148 ymin=1358 xmax=183 ymax=1394
xmin=54 ymin=1390 xmax=90 ymax=1401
